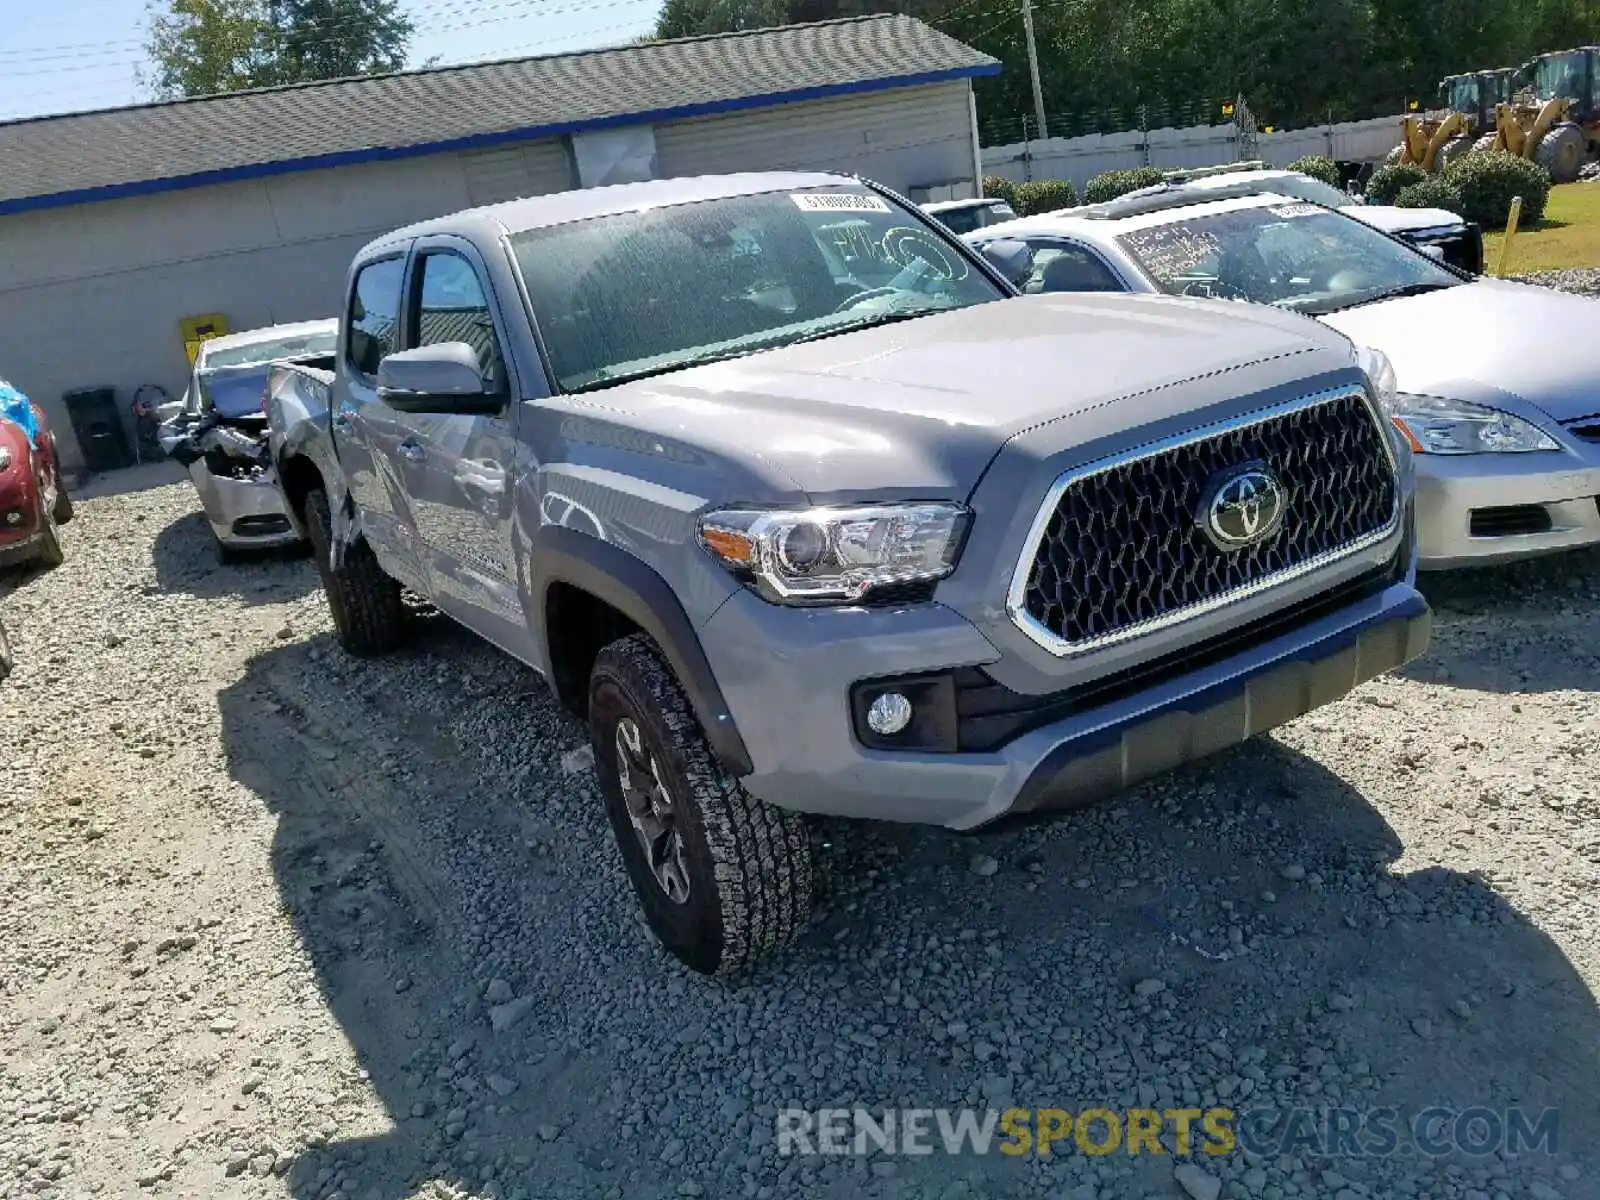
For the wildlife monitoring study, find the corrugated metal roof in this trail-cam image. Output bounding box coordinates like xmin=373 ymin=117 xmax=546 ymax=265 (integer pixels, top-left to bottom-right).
xmin=0 ymin=14 xmax=998 ymax=214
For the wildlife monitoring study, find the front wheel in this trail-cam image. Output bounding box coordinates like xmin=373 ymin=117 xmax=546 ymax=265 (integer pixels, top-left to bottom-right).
xmin=303 ymin=487 xmax=406 ymax=656
xmin=588 ymin=634 xmax=813 ymax=977
xmin=1535 ymin=122 xmax=1586 ymax=184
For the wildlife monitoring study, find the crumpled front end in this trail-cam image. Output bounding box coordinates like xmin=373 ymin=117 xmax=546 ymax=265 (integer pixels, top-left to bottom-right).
xmin=160 ymin=413 xmax=299 ymax=548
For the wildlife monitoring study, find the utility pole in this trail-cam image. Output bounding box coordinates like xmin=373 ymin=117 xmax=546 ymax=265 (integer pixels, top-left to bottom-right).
xmin=1019 ymin=0 xmax=1049 ymax=140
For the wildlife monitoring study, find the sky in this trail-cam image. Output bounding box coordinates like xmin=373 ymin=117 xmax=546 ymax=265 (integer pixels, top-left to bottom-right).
xmin=0 ymin=0 xmax=664 ymax=122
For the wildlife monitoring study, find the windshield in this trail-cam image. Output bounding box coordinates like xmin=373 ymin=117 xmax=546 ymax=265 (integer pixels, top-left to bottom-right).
xmin=201 ymin=330 xmax=337 ymax=369
xmin=1116 ymin=202 xmax=1461 ymax=315
xmin=197 ymin=365 xmax=273 ymax=419
xmin=1443 ymin=76 xmax=1478 ymax=112
xmin=510 ymin=186 xmax=1006 ymax=392
xmin=1533 ymin=51 xmax=1587 ymax=100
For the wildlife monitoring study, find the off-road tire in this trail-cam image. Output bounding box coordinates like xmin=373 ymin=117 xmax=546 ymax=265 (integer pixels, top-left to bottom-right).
xmin=588 ymin=633 xmax=812 ymax=977
xmin=1535 ymin=122 xmax=1586 ymax=184
xmin=303 ymin=487 xmax=405 ymax=656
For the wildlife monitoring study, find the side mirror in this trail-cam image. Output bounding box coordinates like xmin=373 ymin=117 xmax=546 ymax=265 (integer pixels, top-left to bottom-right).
xmin=1416 ymin=244 xmax=1447 ymax=262
xmin=978 ymin=238 xmax=1035 ymax=288
xmin=377 ymin=343 xmax=505 ymax=415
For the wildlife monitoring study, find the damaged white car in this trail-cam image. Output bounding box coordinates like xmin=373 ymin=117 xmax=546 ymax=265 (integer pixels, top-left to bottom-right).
xmin=159 ymin=320 xmax=337 ymax=562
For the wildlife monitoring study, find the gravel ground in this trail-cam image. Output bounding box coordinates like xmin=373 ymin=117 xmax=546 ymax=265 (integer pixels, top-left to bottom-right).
xmin=4 ymin=322 xmax=1600 ymax=1200
xmin=1513 ymin=267 xmax=1600 ymax=295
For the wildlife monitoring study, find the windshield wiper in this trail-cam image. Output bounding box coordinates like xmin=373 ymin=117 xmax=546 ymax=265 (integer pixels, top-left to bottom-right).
xmin=790 ymin=308 xmax=942 ymax=346
xmin=572 ymin=346 xmax=763 ymax=392
xmin=568 ymin=309 xmax=944 ymax=392
xmin=1329 ymin=281 xmax=1456 ymax=312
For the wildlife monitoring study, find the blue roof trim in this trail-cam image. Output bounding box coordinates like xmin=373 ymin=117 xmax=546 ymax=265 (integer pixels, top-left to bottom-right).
xmin=0 ymin=63 xmax=1000 ymax=217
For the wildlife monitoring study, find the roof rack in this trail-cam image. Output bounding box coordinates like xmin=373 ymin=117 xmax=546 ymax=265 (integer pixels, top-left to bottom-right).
xmin=1080 ymin=179 xmax=1284 ymax=220
xmin=1159 ymin=160 xmax=1272 ymax=183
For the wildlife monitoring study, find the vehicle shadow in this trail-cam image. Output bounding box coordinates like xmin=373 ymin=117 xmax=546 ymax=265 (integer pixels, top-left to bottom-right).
xmin=151 ymin=509 xmax=317 ymax=603
xmin=217 ymin=626 xmax=1599 ymax=1200
xmin=1402 ymin=546 xmax=1600 ymax=694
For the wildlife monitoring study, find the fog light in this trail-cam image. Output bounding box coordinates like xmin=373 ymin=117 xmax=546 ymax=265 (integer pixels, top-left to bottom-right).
xmin=866 ymin=691 xmax=914 ymax=736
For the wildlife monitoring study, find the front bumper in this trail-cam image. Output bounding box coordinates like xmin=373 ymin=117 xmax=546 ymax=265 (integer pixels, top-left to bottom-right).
xmin=187 ymin=461 xmax=301 ymax=549
xmin=701 ymin=564 xmax=1430 ymax=831
xmin=1414 ymin=451 xmax=1600 ymax=569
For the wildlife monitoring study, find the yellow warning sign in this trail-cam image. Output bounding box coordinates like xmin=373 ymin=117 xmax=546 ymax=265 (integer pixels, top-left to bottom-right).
xmin=180 ymin=313 xmax=230 ymax=364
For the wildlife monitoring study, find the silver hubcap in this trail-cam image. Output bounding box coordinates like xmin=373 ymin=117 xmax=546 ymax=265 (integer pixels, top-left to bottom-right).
xmin=615 ymin=718 xmax=691 ymax=905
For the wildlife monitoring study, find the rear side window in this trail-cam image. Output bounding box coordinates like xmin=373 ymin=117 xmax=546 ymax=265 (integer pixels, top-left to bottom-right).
xmin=411 ymin=253 xmax=508 ymax=391
xmin=347 ymin=257 xmax=405 ymax=376
xmin=1022 ymin=243 xmax=1123 ymax=293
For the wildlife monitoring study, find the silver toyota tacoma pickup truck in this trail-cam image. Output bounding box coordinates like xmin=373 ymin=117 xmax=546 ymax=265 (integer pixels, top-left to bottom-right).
xmin=265 ymin=171 xmax=1431 ymax=976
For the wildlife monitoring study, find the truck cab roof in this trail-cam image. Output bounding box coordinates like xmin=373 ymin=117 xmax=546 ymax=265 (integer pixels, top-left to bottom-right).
xmin=363 ymin=171 xmax=868 ymax=254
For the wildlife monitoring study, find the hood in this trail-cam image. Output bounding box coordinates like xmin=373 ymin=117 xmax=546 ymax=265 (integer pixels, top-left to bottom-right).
xmin=576 ymin=292 xmax=1349 ymax=501
xmin=1346 ymin=205 xmax=1464 ymax=234
xmin=1319 ymin=278 xmax=1600 ymax=423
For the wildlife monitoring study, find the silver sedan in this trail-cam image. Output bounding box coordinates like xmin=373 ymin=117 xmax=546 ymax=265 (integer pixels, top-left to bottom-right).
xmin=159 ymin=320 xmax=337 ymax=561
xmin=967 ymin=188 xmax=1600 ymax=569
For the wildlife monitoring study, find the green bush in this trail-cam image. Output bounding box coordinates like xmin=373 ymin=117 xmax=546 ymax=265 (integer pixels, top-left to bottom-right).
xmin=1013 ymin=178 xmax=1079 ymax=215
xmin=1083 ymin=166 xmax=1164 ymax=204
xmin=1393 ymin=175 xmax=1464 ymax=214
xmin=1366 ymin=163 xmax=1428 ymax=205
xmin=982 ymin=175 xmax=1019 ymax=208
xmin=1443 ymin=149 xmax=1550 ymax=228
xmin=1286 ymin=155 xmax=1341 ymax=187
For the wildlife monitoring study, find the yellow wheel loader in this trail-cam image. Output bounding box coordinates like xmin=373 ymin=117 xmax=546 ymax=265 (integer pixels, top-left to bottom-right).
xmin=1389 ymin=69 xmax=1514 ymax=172
xmin=1481 ymin=47 xmax=1600 ymax=183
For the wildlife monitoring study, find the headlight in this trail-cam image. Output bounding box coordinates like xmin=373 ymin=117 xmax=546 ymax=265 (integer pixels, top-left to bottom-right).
xmin=1357 ymin=345 xmax=1398 ymax=413
xmin=0 ymin=446 xmax=11 ymax=471
xmin=1388 ymin=394 xmax=1559 ymax=454
xmin=698 ymin=503 xmax=970 ymax=604
xmin=1356 ymin=344 xmax=1558 ymax=454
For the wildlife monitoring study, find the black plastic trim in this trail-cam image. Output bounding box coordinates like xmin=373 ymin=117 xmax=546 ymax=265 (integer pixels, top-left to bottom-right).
xmin=850 ymin=521 xmax=1410 ymax=757
xmin=531 ymin=524 xmax=753 ymax=777
xmin=1469 ymin=504 xmax=1553 ymax=538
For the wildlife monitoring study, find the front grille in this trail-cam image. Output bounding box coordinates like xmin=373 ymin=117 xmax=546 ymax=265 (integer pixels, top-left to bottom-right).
xmin=963 ymin=548 xmax=1406 ymax=751
xmin=1013 ymin=390 xmax=1398 ymax=653
xmin=1469 ymin=505 xmax=1552 ymax=538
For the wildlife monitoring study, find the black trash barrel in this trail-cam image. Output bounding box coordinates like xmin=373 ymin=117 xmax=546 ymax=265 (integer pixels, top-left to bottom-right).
xmin=63 ymin=386 xmax=134 ymax=473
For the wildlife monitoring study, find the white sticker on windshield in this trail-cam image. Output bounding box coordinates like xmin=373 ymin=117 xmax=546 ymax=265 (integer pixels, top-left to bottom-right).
xmin=790 ymin=192 xmax=892 ymax=213
xmin=1269 ymin=203 xmax=1324 ymax=219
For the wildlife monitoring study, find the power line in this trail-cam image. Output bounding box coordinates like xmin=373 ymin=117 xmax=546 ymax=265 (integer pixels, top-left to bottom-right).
xmin=0 ymin=0 xmax=657 ymax=77
xmin=0 ymin=11 xmax=656 ymax=121
xmin=0 ymin=0 xmax=567 ymax=57
xmin=0 ymin=0 xmax=654 ymax=63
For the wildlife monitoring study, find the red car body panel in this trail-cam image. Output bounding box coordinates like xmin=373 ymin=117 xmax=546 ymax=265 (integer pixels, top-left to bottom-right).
xmin=0 ymin=400 xmax=65 ymax=565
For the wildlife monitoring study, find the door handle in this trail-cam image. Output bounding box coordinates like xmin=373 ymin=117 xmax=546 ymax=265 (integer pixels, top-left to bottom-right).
xmin=398 ymin=439 xmax=425 ymax=464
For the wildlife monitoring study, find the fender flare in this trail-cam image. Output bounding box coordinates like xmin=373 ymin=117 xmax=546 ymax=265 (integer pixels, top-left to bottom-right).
xmin=530 ymin=524 xmax=754 ymax=777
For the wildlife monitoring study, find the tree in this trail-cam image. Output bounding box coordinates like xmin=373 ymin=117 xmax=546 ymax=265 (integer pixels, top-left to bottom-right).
xmin=142 ymin=0 xmax=275 ymax=99
xmin=266 ymin=0 xmax=413 ymax=84
xmin=644 ymin=0 xmax=1600 ymax=138
xmin=143 ymin=0 xmax=414 ymax=99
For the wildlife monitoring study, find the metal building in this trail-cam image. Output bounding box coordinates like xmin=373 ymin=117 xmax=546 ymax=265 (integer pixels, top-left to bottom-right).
xmin=0 ymin=15 xmax=998 ymax=469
